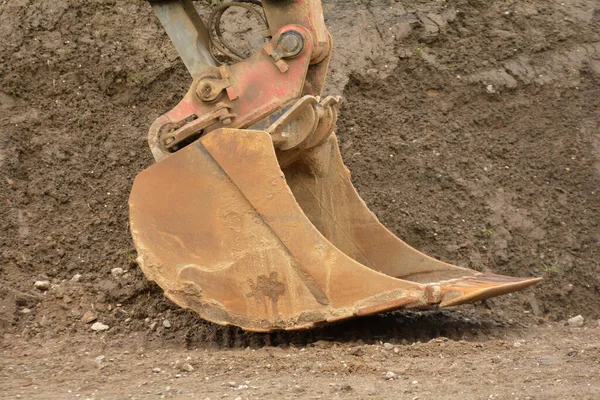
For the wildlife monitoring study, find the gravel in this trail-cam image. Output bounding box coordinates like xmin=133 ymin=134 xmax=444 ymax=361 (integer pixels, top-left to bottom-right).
xmin=81 ymin=310 xmax=98 ymax=324
xmin=34 ymin=281 xmax=51 ymax=291
xmin=568 ymin=315 xmax=584 ymax=327
xmin=91 ymin=322 xmax=109 ymax=332
xmin=111 ymin=267 xmax=124 ymax=278
xmin=181 ymin=363 xmax=194 ymax=372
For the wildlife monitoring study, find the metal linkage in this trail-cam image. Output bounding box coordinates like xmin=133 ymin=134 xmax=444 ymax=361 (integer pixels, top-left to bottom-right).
xmin=149 ymin=0 xmax=218 ymax=77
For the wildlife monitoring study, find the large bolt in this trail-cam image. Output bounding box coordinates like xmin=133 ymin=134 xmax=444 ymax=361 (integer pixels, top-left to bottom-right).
xmin=278 ymin=31 xmax=304 ymax=57
xmin=197 ymin=80 xmax=218 ymax=102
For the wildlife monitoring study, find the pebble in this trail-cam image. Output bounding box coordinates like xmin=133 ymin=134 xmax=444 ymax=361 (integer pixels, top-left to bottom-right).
xmin=181 ymin=363 xmax=194 ymax=372
xmin=95 ymin=355 xmax=105 ymax=362
xmin=568 ymin=315 xmax=584 ymax=327
xmin=111 ymin=267 xmax=124 ymax=278
xmin=71 ymin=273 xmax=82 ymax=283
xmin=91 ymin=322 xmax=109 ymax=332
xmin=312 ymin=340 xmax=332 ymax=349
xmin=34 ymin=281 xmax=51 ymax=291
xmin=383 ymin=342 xmax=394 ymax=350
xmin=348 ymin=346 xmax=364 ymax=356
xmin=19 ymin=308 xmax=32 ymax=314
xmin=163 ymin=320 xmax=172 ymax=328
xmin=384 ymin=371 xmax=397 ymax=380
xmin=153 ymin=367 xmax=162 ymax=373
xmin=81 ymin=310 xmax=98 ymax=324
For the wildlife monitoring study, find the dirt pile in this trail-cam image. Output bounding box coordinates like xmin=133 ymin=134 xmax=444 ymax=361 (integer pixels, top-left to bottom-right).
xmin=1 ymin=0 xmax=599 ymax=345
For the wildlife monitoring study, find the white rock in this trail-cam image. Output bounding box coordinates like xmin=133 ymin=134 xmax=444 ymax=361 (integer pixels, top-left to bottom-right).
xmin=91 ymin=322 xmax=109 ymax=332
xmin=181 ymin=363 xmax=194 ymax=372
xmin=384 ymin=371 xmax=397 ymax=380
xmin=111 ymin=268 xmax=124 ymax=278
xmin=34 ymin=281 xmax=51 ymax=291
xmin=383 ymin=342 xmax=394 ymax=350
xmin=568 ymin=315 xmax=584 ymax=327
xmin=163 ymin=320 xmax=172 ymax=328
xmin=71 ymin=273 xmax=82 ymax=283
xmin=152 ymin=367 xmax=162 ymax=373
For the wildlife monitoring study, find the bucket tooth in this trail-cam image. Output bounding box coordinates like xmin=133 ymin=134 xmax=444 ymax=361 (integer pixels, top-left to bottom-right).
xmin=129 ymin=128 xmax=540 ymax=332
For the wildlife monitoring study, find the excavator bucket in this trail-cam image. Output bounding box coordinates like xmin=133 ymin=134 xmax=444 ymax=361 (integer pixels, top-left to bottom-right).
xmin=129 ymin=128 xmax=541 ymax=332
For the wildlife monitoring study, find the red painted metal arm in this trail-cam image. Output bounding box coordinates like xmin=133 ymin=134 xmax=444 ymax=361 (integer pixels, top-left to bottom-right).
xmin=147 ymin=0 xmax=333 ymax=161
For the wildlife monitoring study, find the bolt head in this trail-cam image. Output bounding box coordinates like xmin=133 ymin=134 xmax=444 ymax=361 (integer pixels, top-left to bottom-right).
xmin=197 ymin=80 xmax=217 ymax=101
xmin=279 ymin=32 xmax=303 ymax=55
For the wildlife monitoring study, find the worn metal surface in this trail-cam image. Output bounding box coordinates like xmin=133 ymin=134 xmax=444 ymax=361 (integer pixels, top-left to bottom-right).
xmin=129 ymin=129 xmax=541 ymax=332
xmin=150 ymin=0 xmax=217 ymax=77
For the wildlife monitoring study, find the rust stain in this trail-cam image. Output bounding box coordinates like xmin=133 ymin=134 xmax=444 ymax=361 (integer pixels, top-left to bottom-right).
xmin=247 ymin=272 xmax=285 ymax=303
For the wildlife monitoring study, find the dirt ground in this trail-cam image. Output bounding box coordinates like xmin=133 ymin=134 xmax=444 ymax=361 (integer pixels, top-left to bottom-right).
xmin=1 ymin=0 xmax=600 ymax=399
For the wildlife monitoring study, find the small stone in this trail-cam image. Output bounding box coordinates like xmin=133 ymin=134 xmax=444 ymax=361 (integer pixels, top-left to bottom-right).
xmin=312 ymin=340 xmax=332 ymax=349
xmin=95 ymin=355 xmax=105 ymax=362
xmin=384 ymin=371 xmax=397 ymax=380
xmin=175 ymin=374 xmax=182 ymax=378
xmin=537 ymin=357 xmax=555 ymax=366
xmin=486 ymin=84 xmax=496 ymax=93
xmin=228 ymin=381 xmax=236 ymax=387
xmin=234 ymin=397 xmax=242 ymax=400
xmin=111 ymin=268 xmax=124 ymax=278
xmin=81 ymin=310 xmax=98 ymax=324
xmin=19 ymin=308 xmax=32 ymax=314
xmin=91 ymin=322 xmax=109 ymax=332
xmin=34 ymin=281 xmax=51 ymax=291
xmin=181 ymin=363 xmax=194 ymax=372
xmin=383 ymin=343 xmax=394 ymax=350
xmin=513 ymin=341 xmax=522 ymax=348
xmin=412 ymin=380 xmax=418 ymax=385
xmin=393 ymin=347 xmax=400 ymax=354
xmin=71 ymin=273 xmax=82 ymax=283
xmin=348 ymin=346 xmax=364 ymax=356
xmin=153 ymin=367 xmax=162 ymax=373
xmin=568 ymin=315 xmax=584 ymax=327
xmin=52 ymin=285 xmax=64 ymax=299
xmin=163 ymin=320 xmax=172 ymax=328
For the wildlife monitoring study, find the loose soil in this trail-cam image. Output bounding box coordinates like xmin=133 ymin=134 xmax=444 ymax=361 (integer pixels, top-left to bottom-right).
xmin=1 ymin=0 xmax=599 ymax=399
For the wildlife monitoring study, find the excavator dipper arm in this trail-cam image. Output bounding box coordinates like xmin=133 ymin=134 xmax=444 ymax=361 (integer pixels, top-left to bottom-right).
xmin=129 ymin=0 xmax=541 ymax=332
